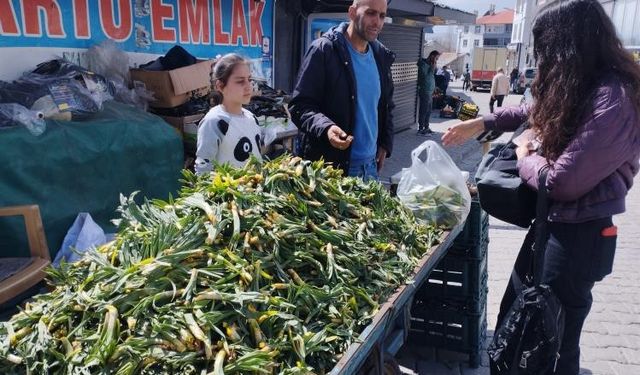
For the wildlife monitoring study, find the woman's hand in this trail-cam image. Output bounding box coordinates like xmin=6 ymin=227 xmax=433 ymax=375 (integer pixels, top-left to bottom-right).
xmin=516 ymin=142 xmax=535 ymax=160
xmin=442 ymin=117 xmax=485 ymax=146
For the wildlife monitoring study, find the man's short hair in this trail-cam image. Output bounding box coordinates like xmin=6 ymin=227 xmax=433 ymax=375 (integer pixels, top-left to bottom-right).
xmin=497 ymin=67 xmax=504 ymax=73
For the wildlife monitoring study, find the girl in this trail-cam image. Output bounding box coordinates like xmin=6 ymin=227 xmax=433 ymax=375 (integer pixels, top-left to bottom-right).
xmin=195 ymin=53 xmax=264 ymax=173
xmin=443 ymin=0 xmax=640 ymax=373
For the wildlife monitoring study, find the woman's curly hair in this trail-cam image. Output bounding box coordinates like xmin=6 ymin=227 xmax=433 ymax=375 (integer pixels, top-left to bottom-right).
xmin=529 ymin=0 xmax=640 ymax=161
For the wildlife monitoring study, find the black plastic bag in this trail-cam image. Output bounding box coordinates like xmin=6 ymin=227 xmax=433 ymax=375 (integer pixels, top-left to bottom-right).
xmin=475 ymin=123 xmax=537 ymax=228
xmin=488 ymin=284 xmax=565 ymax=374
xmin=487 ymin=170 xmax=565 ymax=374
xmin=0 ymin=59 xmax=112 ymax=120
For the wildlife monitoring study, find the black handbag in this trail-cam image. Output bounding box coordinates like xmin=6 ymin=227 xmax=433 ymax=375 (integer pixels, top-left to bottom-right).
xmin=487 ymin=170 xmax=565 ymax=374
xmin=475 ymin=123 xmax=537 ymax=228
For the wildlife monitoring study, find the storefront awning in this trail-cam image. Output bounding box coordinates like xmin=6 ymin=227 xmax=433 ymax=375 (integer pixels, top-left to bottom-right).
xmin=428 ymin=4 xmax=477 ymax=25
xmin=302 ymin=0 xmax=476 ymax=25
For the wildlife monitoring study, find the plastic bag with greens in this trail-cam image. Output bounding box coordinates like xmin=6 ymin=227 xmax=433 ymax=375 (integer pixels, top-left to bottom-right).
xmin=397 ymin=140 xmax=471 ymax=228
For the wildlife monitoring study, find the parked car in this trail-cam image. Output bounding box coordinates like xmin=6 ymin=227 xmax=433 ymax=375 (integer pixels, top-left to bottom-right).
xmin=516 ymin=68 xmax=536 ymax=94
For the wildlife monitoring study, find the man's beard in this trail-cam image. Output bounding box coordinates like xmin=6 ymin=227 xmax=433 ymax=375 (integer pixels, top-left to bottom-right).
xmin=354 ymin=17 xmax=375 ymax=42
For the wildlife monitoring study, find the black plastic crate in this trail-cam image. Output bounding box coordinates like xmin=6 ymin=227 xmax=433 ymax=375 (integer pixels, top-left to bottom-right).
xmin=409 ymin=300 xmax=487 ymax=368
xmin=453 ymin=200 xmax=489 ymax=250
xmin=415 ymin=283 xmax=488 ymax=314
xmin=448 ymin=237 xmax=489 ymax=260
xmin=418 ymin=254 xmax=488 ymax=300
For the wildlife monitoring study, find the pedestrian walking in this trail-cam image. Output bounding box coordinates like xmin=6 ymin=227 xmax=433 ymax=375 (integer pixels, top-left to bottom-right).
xmin=489 ymin=67 xmax=509 ymax=113
xmin=463 ymin=70 xmax=471 ymax=92
xmin=443 ymin=1 xmax=640 ymax=373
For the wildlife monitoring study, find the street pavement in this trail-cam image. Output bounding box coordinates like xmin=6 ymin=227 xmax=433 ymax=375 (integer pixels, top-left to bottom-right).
xmin=390 ymin=81 xmax=640 ymax=375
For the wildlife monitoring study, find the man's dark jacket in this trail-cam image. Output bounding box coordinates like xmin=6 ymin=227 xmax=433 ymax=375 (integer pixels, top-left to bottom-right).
xmin=289 ymin=23 xmax=396 ymax=171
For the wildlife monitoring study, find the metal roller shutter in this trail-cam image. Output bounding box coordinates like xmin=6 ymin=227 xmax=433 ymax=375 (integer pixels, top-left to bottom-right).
xmin=378 ymin=24 xmax=423 ymax=132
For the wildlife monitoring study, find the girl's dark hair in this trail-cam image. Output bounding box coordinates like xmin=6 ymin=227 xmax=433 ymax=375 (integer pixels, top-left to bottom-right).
xmin=426 ymin=50 xmax=440 ymax=65
xmin=530 ymin=0 xmax=640 ymax=161
xmin=209 ymin=53 xmax=249 ymax=105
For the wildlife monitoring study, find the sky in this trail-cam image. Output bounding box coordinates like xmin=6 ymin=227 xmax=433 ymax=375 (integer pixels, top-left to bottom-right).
xmin=436 ymin=0 xmax=517 ymax=15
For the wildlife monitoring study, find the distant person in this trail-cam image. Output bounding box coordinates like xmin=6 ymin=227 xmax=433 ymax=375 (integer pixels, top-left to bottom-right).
xmin=436 ymin=65 xmax=451 ymax=96
xmin=417 ymin=50 xmax=440 ymax=135
xmin=489 ymin=67 xmax=509 ymax=113
xmin=510 ymin=68 xmax=519 ymax=92
xmin=463 ymin=70 xmax=471 ymax=92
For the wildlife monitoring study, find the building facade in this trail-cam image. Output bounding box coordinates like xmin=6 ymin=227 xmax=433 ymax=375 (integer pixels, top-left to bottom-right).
xmin=457 ymin=24 xmax=484 ymax=55
xmin=476 ymin=8 xmax=514 ymax=48
xmin=512 ymin=0 xmax=640 ymax=72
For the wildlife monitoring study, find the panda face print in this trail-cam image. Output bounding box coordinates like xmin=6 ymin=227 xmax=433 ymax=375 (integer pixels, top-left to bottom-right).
xmin=234 ymin=137 xmax=253 ymax=162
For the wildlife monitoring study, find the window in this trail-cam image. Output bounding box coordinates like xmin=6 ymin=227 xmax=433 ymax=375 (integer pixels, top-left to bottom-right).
xmin=484 ymin=38 xmax=498 ymax=46
xmin=505 ymin=24 xmax=513 ymax=33
xmin=464 ymin=25 xmax=470 ymax=33
xmin=463 ymin=39 xmax=468 ymax=47
xmin=475 ymin=25 xmax=481 ymax=33
xmin=474 ymin=39 xmax=480 ymax=47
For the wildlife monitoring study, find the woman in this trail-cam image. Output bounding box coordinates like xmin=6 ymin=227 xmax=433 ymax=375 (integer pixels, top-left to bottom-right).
xmin=443 ymin=1 xmax=640 ymax=373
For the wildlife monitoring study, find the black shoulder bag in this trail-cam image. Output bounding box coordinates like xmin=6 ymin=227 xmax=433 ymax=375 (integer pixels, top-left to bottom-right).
xmin=487 ymin=169 xmax=566 ymax=374
xmin=475 ymin=123 xmax=537 ymax=228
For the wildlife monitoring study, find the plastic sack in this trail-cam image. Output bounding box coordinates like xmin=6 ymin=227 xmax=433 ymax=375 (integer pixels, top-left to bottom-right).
xmin=397 ymin=140 xmax=471 ymax=228
xmin=53 ymin=213 xmax=114 ymax=267
xmin=0 ymin=103 xmax=46 ymax=136
xmin=259 ymin=116 xmax=296 ymax=146
xmin=0 ymin=59 xmax=112 ymax=120
xmin=86 ymin=40 xmax=154 ymax=111
xmin=86 ymin=40 xmax=130 ymax=85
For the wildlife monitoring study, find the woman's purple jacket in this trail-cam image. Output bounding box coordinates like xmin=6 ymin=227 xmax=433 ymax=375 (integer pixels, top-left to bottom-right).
xmin=483 ymin=77 xmax=640 ymax=223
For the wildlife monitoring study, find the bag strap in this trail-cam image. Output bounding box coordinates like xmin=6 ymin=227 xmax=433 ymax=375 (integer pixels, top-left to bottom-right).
xmin=532 ymin=167 xmax=551 ymax=285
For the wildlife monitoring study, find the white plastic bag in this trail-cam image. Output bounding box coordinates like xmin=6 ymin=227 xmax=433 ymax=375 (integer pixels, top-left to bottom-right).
xmin=0 ymin=103 xmax=46 ymax=136
xmin=86 ymin=40 xmax=154 ymax=111
xmin=397 ymin=140 xmax=471 ymax=228
xmin=53 ymin=213 xmax=114 ymax=267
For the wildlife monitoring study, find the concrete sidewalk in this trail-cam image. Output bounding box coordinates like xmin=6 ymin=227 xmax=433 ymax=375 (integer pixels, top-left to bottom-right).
xmin=391 ymin=81 xmax=640 ymax=375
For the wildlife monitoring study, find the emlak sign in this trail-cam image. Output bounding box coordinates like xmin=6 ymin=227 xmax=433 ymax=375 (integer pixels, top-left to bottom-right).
xmin=0 ymin=0 xmax=274 ymax=82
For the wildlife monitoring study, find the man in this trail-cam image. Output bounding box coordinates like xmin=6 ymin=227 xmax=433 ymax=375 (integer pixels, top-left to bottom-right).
xmin=417 ymin=50 xmax=439 ymax=135
xmin=489 ymin=67 xmax=510 ymax=113
xmin=436 ymin=66 xmax=451 ymax=96
xmin=289 ymin=0 xmax=395 ymax=181
xmin=463 ymin=69 xmax=471 ymax=92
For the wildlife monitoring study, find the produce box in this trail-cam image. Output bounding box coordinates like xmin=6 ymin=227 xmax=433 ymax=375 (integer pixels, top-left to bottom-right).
xmin=130 ymin=60 xmax=214 ymax=108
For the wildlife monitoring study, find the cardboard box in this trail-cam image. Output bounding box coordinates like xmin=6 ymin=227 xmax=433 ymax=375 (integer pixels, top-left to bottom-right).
xmin=130 ymin=60 xmax=214 ymax=108
xmin=159 ymin=113 xmax=204 ymax=154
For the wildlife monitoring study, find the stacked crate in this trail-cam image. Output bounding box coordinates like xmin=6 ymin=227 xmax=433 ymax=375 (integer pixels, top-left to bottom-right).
xmin=408 ymin=199 xmax=489 ymax=368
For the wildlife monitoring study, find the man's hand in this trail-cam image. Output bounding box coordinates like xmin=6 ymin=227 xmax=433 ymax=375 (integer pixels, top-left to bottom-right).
xmin=327 ymin=125 xmax=354 ymax=150
xmin=376 ymin=147 xmax=388 ymax=172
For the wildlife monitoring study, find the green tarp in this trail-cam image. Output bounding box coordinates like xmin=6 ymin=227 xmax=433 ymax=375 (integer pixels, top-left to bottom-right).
xmin=0 ymin=101 xmax=183 ymax=259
